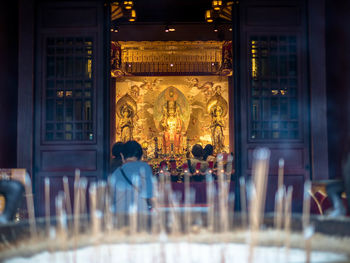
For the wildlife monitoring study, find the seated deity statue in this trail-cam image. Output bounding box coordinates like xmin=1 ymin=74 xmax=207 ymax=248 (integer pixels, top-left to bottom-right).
xmin=160 ymin=89 xmax=183 ymax=154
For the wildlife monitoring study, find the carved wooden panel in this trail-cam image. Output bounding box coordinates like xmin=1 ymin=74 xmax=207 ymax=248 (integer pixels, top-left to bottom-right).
xmin=247 ymin=147 xmax=305 ymax=173
xmin=246 ymin=6 xmax=301 ymax=26
xmin=42 ymin=6 xmax=97 ymax=28
xmin=249 ymin=35 xmax=301 ymax=141
xmin=43 ymin=36 xmax=95 ymax=143
xmin=34 ymin=1 xmax=105 ymax=216
xmin=237 ymin=0 xmax=310 ymax=212
xmin=41 ymin=150 xmax=97 ymax=172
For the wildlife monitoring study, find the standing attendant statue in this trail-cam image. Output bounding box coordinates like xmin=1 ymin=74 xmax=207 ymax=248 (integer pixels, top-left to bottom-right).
xmin=116 ymin=93 xmax=137 ymax=143
xmin=207 ymin=91 xmax=228 ymax=153
xmin=210 ymin=105 xmax=225 ymax=153
xmin=120 ymin=105 xmax=134 ymax=142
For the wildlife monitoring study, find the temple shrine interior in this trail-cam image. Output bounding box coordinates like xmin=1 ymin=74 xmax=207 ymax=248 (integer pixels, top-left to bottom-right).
xmin=111 ymin=41 xmax=233 ymax=177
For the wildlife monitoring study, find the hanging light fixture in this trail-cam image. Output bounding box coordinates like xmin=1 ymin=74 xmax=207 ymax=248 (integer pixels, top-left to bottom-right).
xmin=214 ymin=25 xmax=219 ymax=32
xmin=205 ymin=10 xmax=214 ymax=23
xmin=110 ymin=1 xmax=137 ymax=28
xmin=212 ymin=0 xmax=223 ymax=11
xmin=128 ymin=9 xmax=136 ymax=22
xmin=123 ymin=1 xmax=133 ymax=10
xmin=205 ymin=1 xmax=233 ymax=24
xmin=110 ymin=24 xmax=119 ymax=32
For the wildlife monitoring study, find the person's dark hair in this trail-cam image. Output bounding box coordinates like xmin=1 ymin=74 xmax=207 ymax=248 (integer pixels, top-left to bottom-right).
xmin=203 ymin=144 xmax=214 ymax=161
xmin=191 ymin=144 xmax=204 ymax=159
xmin=112 ymin=142 xmax=124 ymax=158
xmin=123 ymin=140 xmax=143 ymax=160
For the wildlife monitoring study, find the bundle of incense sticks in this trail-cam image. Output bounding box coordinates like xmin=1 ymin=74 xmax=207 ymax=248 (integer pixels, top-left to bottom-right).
xmin=248 ymin=148 xmax=270 ymax=263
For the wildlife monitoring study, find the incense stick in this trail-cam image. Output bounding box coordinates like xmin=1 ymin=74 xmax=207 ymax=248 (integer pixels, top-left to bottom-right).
xmin=44 ymin=177 xmax=50 ymax=237
xmin=24 ymin=172 xmax=37 ymax=239
xmin=248 ymin=148 xmax=270 ymax=263
xmin=206 ymin=171 xmax=215 ymax=232
xmin=302 ymin=180 xmax=311 ymax=230
xmin=89 ymin=182 xmax=99 ymax=238
xmin=73 ymin=169 xmax=81 ymax=235
xmin=184 ymin=169 xmax=191 ymax=234
xmin=274 ymin=187 xmax=285 ymax=230
xmin=239 ymin=177 xmax=247 ymax=229
xmin=284 ymin=186 xmax=293 ymax=263
xmin=62 ymin=176 xmax=72 ymax=217
xmin=79 ymin=177 xmax=88 ymax=216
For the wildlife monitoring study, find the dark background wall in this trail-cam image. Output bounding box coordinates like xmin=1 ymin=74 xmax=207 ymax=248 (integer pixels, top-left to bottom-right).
xmin=326 ymin=0 xmax=350 ymax=178
xmin=0 ymin=2 xmax=18 ymax=167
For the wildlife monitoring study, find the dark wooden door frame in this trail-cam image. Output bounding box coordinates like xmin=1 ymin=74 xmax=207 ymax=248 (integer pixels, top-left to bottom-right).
xmin=17 ymin=0 xmax=35 ymax=176
xmin=17 ymin=0 xmax=329 ymax=213
xmin=307 ymin=0 xmax=328 ymax=180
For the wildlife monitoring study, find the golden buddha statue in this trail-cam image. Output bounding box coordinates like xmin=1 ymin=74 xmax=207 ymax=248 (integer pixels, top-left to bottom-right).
xmin=160 ymin=88 xmax=183 ymax=154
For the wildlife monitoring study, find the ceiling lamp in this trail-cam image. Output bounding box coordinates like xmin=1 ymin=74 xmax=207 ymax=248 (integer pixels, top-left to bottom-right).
xmin=212 ymin=0 xmax=223 ymax=11
xmin=110 ymin=24 xmax=119 ymax=32
xmin=110 ymin=1 xmax=137 ymax=25
xmin=128 ymin=9 xmax=136 ymax=22
xmin=123 ymin=1 xmax=133 ymax=10
xmin=165 ymin=25 xmax=176 ymax=32
xmin=205 ymin=1 xmax=233 ymax=23
xmin=205 ymin=10 xmax=214 ymax=23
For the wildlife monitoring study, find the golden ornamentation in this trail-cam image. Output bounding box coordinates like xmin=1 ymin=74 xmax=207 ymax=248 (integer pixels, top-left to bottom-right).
xmin=207 ymin=92 xmax=228 ymax=153
xmin=116 ymin=93 xmax=137 ymax=142
xmin=113 ymin=41 xmax=224 ymax=75
xmin=115 ymin=76 xmax=230 ymax=157
xmin=155 ymin=87 xmax=189 ymax=154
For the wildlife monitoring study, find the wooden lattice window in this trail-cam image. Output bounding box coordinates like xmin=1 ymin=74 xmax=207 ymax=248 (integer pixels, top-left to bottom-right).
xmin=44 ymin=37 xmax=94 ymax=142
xmin=249 ymin=35 xmax=299 ymax=140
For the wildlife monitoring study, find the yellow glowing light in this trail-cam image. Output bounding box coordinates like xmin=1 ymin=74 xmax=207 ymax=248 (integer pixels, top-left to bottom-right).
xmin=123 ymin=1 xmax=133 ymax=9
xmin=212 ymin=0 xmax=222 ymax=10
xmin=129 ymin=9 xmax=136 ymax=22
xmin=205 ymin=10 xmax=213 ymax=22
xmin=87 ymin=59 xmax=92 ymax=79
xmin=252 ymin=57 xmax=257 ymax=78
xmin=251 ymin=40 xmax=258 ymax=79
xmin=271 ymin=90 xmax=279 ymax=96
xmin=57 ymin=91 xmax=64 ymax=98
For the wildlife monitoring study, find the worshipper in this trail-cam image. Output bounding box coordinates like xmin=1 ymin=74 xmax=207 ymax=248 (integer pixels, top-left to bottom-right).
xmin=189 ymin=144 xmax=209 ymax=174
xmin=326 ymin=148 xmax=350 ymax=217
xmin=110 ymin=141 xmax=124 ymax=174
xmin=203 ymin=144 xmax=216 ymax=167
xmin=110 ymin=140 xmax=154 ymax=213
